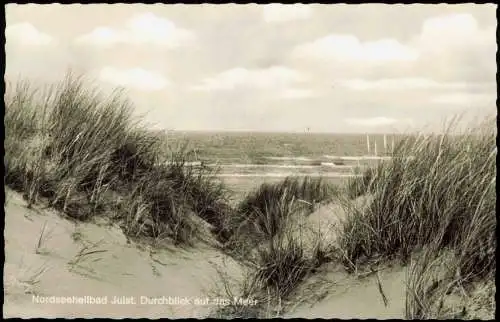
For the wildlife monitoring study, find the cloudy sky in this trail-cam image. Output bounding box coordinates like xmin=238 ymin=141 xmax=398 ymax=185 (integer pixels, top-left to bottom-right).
xmin=5 ymin=4 xmax=497 ymax=133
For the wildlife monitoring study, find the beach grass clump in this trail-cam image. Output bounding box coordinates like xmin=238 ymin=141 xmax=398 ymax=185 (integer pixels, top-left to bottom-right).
xmin=119 ymin=149 xmax=232 ymax=245
xmin=220 ymin=176 xmax=338 ymax=266
xmin=233 ymin=176 xmax=336 ymax=238
xmin=180 ymin=161 xmax=233 ymax=237
xmin=339 ymin=118 xmax=496 ymax=273
xmin=252 ymin=230 xmax=314 ymax=299
xmin=213 ymin=229 xmax=320 ymax=318
xmin=221 ymin=176 xmax=336 ymax=256
xmin=218 ymin=187 xmax=330 ymax=314
xmin=405 ymin=246 xmax=495 ymax=319
xmin=344 ymin=166 xmax=377 ymax=199
xmin=239 ymin=176 xmax=336 ymax=216
xmin=4 ymin=73 xmax=231 ymax=245
xmin=119 ymin=163 xmax=195 ymax=245
xmin=337 ymin=117 xmax=496 ymax=317
xmin=5 ymin=73 xmax=144 ymax=217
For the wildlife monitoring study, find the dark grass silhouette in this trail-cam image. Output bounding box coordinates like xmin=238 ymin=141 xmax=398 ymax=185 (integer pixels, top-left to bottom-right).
xmin=213 ymin=178 xmax=338 ymax=317
xmin=4 ymin=73 xmax=230 ymax=245
xmin=234 ymin=176 xmax=336 ymax=237
xmin=339 ymin=117 xmax=496 ymax=318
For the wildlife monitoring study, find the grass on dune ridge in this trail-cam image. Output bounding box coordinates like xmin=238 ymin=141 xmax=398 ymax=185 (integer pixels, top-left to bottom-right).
xmin=4 ymin=73 xmax=230 ymax=245
xmin=221 ymin=176 xmax=337 ymax=283
xmin=214 ymin=117 xmax=496 ymax=319
xmin=341 ymin=117 xmax=496 ymax=275
xmin=235 ymin=176 xmax=336 ymax=238
xmin=342 ymin=116 xmax=496 ymax=318
xmin=212 ymin=177 xmax=339 ymax=318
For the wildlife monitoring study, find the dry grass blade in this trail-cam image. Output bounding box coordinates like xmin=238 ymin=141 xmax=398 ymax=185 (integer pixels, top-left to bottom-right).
xmin=35 ymin=220 xmax=54 ymax=255
xmin=372 ymin=267 xmax=388 ymax=307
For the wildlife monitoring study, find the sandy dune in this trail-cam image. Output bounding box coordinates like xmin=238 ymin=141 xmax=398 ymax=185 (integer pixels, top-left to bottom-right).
xmin=283 ymin=261 xmax=406 ymax=319
xmin=4 ymin=187 xmax=408 ymax=319
xmin=3 ymin=187 xmax=244 ymax=318
xmin=284 ymin=265 xmax=405 ymax=319
xmin=277 ymin=198 xmax=407 ymax=319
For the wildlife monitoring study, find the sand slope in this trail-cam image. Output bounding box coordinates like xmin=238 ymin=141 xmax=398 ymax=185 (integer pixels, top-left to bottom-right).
xmin=284 ymin=262 xmax=406 ymax=319
xmin=280 ymin=199 xmax=407 ymax=319
xmin=4 ymin=187 xmax=408 ymax=319
xmin=3 ymin=187 xmax=244 ymax=318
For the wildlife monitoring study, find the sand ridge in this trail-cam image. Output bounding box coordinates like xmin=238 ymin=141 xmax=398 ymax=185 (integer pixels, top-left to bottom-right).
xmin=275 ymin=197 xmax=407 ymax=319
xmin=3 ymin=187 xmax=244 ymax=318
xmin=3 ymin=188 xmax=412 ymax=319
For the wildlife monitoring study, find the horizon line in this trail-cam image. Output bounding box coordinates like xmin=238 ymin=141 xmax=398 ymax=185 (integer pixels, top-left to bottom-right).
xmin=151 ymin=129 xmax=417 ymax=135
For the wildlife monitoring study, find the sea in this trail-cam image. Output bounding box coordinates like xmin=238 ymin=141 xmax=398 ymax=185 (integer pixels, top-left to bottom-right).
xmin=160 ymin=131 xmax=403 ymax=199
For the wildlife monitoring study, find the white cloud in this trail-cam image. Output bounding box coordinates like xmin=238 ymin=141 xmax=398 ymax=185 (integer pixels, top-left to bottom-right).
xmin=126 ymin=12 xmax=195 ymax=46
xmin=190 ymin=66 xmax=308 ymax=91
xmin=263 ymin=4 xmax=312 ymax=23
xmin=415 ymin=13 xmax=493 ymax=54
xmin=406 ymin=13 xmax=496 ymax=83
xmin=293 ymin=13 xmax=495 ymax=68
xmin=75 ymin=27 xmax=123 ymax=46
xmin=76 ymin=12 xmax=195 ymax=48
xmin=99 ymin=67 xmax=170 ymax=91
xmin=344 ymin=117 xmax=406 ymax=127
xmin=430 ymin=93 xmax=496 ymax=106
xmin=278 ymin=88 xmax=314 ymax=100
xmin=337 ymin=78 xmax=493 ymax=91
xmin=6 ymin=22 xmax=54 ymax=46
xmin=293 ymin=34 xmax=419 ymax=63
